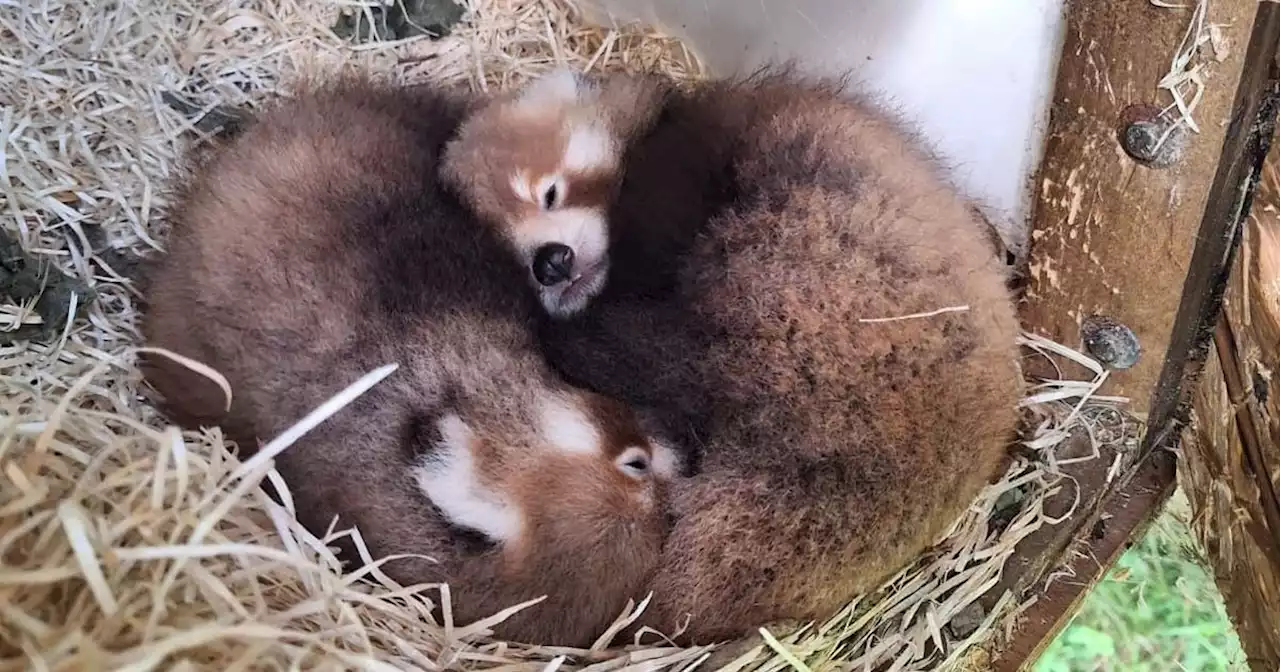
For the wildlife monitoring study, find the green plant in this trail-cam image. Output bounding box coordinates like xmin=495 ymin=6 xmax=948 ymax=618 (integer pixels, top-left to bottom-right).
xmin=1034 ymin=492 xmax=1248 ymax=672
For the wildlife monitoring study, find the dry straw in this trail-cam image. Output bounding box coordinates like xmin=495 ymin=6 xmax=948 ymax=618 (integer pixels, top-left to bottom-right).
xmin=0 ymin=0 xmax=1135 ymax=669
xmin=1148 ymin=0 xmax=1224 ymax=151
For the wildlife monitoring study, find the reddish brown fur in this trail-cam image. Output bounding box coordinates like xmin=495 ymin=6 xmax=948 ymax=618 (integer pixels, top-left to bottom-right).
xmin=441 ymin=71 xmax=668 ymax=317
xmin=139 ymin=77 xmax=678 ymax=647
xmin=503 ymin=69 xmax=1023 ymax=643
xmin=442 ymin=71 xmax=663 ymax=228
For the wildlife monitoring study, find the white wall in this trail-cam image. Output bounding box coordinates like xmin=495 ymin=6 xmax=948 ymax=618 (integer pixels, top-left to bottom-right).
xmin=578 ymin=0 xmax=1068 ymax=256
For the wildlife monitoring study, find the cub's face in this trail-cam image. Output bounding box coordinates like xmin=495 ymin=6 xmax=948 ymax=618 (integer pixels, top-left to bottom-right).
xmin=408 ymin=391 xmax=683 ymax=553
xmin=442 ymin=70 xmax=626 ymax=318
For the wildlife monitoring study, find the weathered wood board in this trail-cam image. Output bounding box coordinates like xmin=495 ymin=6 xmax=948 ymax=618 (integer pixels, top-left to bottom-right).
xmin=1184 ymin=162 xmax=1280 ymax=670
xmin=1021 ymin=0 xmax=1263 ymax=415
xmin=996 ymin=0 xmax=1280 ymax=668
xmin=990 ymin=451 xmax=1175 ymax=672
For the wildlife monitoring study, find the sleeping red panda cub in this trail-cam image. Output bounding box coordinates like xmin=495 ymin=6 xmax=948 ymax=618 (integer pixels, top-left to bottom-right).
xmin=441 ymin=68 xmax=1023 ymax=644
xmin=440 ymin=69 xmax=667 ymax=317
xmin=139 ymin=77 xmax=681 ymax=647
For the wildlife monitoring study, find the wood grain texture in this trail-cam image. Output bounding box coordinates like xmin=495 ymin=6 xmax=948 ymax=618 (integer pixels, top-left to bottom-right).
xmin=998 ymin=0 xmax=1280 ymax=667
xmin=1021 ymin=0 xmax=1261 ymax=414
xmin=989 ymin=451 xmax=1175 ymax=672
xmin=1184 ymin=163 xmax=1280 ymax=670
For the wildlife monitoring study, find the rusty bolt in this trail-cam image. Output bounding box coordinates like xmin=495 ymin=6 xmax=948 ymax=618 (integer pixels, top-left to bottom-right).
xmin=1116 ymin=103 xmax=1185 ymax=168
xmin=1081 ymin=315 xmax=1141 ymax=370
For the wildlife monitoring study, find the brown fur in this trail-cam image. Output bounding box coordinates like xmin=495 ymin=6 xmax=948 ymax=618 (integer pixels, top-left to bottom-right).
xmin=453 ymin=68 xmax=1024 ymax=644
xmin=139 ymin=77 xmax=680 ymax=647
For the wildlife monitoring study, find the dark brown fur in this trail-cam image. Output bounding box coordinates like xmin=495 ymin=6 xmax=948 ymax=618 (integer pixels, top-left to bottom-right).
xmin=530 ymin=69 xmax=1024 ymax=643
xmin=139 ymin=77 xmax=678 ymax=647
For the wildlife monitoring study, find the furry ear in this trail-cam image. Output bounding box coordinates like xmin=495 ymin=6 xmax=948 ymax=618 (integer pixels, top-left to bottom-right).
xmin=437 ymin=133 xmax=478 ymax=205
xmin=593 ymin=73 xmax=669 ymax=143
xmin=512 ymin=69 xmax=666 ymax=144
xmin=515 ymin=68 xmax=589 ymax=108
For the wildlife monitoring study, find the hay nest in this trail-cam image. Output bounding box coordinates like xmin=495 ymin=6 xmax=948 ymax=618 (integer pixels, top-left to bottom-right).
xmin=0 ymin=0 xmax=1136 ymax=669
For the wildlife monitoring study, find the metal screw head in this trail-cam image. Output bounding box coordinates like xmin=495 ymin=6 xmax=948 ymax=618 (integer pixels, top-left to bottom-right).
xmin=1122 ymin=121 xmax=1161 ymax=162
xmin=1116 ymin=104 xmax=1185 ymax=168
xmin=1081 ymin=315 xmax=1142 ymax=370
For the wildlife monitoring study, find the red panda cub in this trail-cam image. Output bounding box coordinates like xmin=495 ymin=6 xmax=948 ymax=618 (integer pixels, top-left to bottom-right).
xmin=139 ymin=76 xmax=682 ymax=647
xmin=440 ymin=69 xmax=667 ymax=318
xmin=440 ymin=68 xmax=1023 ymax=645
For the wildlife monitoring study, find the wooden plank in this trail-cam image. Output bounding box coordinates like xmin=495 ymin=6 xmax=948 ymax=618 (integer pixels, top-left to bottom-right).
xmin=1143 ymin=1 xmax=1280 ymax=452
xmin=1183 ymin=160 xmax=1280 ymax=669
xmin=989 ymin=451 xmax=1176 ymax=672
xmin=1144 ymin=4 xmax=1280 ymax=662
xmin=988 ymin=0 xmax=1280 ymax=667
xmin=1020 ymin=0 xmax=1264 ymax=414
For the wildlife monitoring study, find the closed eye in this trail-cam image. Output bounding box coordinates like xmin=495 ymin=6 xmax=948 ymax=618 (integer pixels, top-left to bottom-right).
xmin=535 ymin=175 xmax=565 ymax=210
xmin=616 ymin=446 xmax=651 ymax=479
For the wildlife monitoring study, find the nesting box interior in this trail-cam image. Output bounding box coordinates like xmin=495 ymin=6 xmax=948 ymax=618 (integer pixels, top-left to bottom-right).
xmin=2 ymin=0 xmax=1278 ymax=670
xmin=576 ymin=0 xmax=1068 ymax=262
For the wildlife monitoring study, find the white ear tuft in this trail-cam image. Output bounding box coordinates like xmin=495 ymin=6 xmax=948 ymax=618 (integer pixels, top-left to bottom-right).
xmin=517 ymin=68 xmax=587 ymax=107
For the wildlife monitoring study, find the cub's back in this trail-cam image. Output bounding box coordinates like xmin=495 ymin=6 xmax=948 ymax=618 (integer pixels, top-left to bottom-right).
xmin=643 ymin=78 xmax=1021 ymax=640
xmin=142 ymin=80 xmax=536 ymax=438
xmin=537 ymin=72 xmax=1023 ymax=642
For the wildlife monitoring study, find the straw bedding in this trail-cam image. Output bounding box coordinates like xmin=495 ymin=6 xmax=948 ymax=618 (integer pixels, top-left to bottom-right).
xmin=0 ymin=0 xmax=1134 ymax=669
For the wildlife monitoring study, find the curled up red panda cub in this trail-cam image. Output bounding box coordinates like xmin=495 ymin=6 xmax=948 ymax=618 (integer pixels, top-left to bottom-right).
xmin=139 ymin=77 xmax=682 ymax=647
xmin=441 ymin=68 xmax=1023 ymax=644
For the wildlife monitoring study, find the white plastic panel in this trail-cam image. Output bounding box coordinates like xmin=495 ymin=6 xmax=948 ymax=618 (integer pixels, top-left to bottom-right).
xmin=578 ymin=0 xmax=1068 ymax=253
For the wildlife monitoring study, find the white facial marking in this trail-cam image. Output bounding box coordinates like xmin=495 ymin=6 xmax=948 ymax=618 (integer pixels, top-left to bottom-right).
xmin=509 ymin=207 xmax=608 ymax=268
xmin=562 ymin=124 xmax=615 ymax=173
xmin=505 ymin=207 xmax=610 ymax=317
xmin=647 ymin=439 xmax=682 ymax=480
xmin=538 ymin=394 xmax=602 ymax=455
xmin=510 ymin=173 xmax=534 ymax=204
xmin=410 ymin=414 xmax=523 ymax=542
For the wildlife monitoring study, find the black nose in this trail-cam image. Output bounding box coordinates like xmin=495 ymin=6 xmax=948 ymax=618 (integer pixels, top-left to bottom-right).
xmin=532 ymin=243 xmax=575 ymax=286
